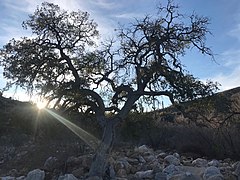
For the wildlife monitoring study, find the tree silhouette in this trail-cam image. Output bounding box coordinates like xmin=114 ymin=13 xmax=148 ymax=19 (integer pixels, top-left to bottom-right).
xmin=0 ymin=1 xmax=219 ymax=177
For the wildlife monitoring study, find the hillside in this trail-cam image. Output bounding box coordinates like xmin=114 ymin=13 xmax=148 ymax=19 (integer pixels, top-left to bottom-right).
xmin=155 ymin=87 xmax=240 ymax=127
xmin=0 ymin=87 xmax=240 ymax=179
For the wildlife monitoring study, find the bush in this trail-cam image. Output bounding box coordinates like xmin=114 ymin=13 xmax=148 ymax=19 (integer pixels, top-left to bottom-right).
xmin=119 ymin=112 xmax=240 ymax=160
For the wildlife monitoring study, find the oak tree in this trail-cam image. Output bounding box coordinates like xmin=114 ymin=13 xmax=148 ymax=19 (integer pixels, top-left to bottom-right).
xmin=0 ymin=1 xmax=218 ymax=177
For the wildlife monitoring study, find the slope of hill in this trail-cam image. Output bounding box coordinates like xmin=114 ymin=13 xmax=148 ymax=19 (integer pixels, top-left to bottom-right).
xmin=155 ymin=86 xmax=240 ymax=127
xmin=0 ymin=87 xmax=240 ymax=179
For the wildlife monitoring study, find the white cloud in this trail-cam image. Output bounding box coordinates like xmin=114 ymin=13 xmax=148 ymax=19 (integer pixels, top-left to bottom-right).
xmin=212 ymin=69 xmax=240 ymax=91
xmin=220 ymin=49 xmax=240 ymax=66
xmin=210 ymin=49 xmax=240 ymax=91
xmin=115 ymin=12 xmax=145 ymax=19
xmin=89 ymin=0 xmax=119 ymax=10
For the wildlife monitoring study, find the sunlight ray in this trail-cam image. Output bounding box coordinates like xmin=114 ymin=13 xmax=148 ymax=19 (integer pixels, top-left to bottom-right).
xmin=45 ymin=109 xmax=100 ymax=150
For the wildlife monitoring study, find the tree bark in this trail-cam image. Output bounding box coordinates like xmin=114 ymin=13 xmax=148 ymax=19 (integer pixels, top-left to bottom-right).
xmin=88 ymin=95 xmax=139 ymax=178
xmin=88 ymin=118 xmax=118 ymax=177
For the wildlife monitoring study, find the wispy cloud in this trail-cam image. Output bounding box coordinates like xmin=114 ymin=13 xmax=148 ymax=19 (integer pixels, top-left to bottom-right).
xmin=115 ymin=12 xmax=146 ymax=20
xmin=210 ymin=49 xmax=240 ymax=91
xmin=228 ymin=24 xmax=240 ymax=41
xmin=89 ymin=0 xmax=120 ymax=10
xmin=212 ymin=67 xmax=240 ymax=91
xmin=1 ymin=0 xmax=29 ymax=13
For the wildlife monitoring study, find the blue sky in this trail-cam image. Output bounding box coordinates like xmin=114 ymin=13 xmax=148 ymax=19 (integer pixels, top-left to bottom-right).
xmin=0 ymin=0 xmax=240 ymax=101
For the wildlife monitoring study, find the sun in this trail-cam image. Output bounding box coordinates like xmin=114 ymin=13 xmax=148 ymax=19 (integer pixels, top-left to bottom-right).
xmin=36 ymin=101 xmax=47 ymax=110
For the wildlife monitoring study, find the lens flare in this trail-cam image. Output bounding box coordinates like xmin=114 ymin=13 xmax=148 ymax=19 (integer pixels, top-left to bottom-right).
xmin=45 ymin=108 xmax=100 ymax=150
xmin=37 ymin=101 xmax=47 ymax=109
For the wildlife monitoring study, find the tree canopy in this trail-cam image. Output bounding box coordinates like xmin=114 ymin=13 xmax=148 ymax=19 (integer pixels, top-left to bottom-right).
xmin=0 ymin=2 xmax=218 ymax=115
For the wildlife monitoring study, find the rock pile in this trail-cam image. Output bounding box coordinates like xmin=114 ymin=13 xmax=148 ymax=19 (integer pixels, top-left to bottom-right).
xmin=1 ymin=145 xmax=240 ymax=179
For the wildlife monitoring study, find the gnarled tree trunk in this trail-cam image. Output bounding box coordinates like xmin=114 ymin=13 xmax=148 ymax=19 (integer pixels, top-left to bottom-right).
xmin=88 ymin=95 xmax=139 ymax=178
xmin=88 ymin=118 xmax=118 ymax=177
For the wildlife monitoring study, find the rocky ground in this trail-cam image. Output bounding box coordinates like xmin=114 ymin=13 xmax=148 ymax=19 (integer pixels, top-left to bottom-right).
xmin=1 ymin=142 xmax=240 ymax=180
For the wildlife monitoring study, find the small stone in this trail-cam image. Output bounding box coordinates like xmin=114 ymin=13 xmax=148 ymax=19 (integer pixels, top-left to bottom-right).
xmin=86 ymin=176 xmax=103 ymax=180
xmin=134 ymin=145 xmax=149 ymax=154
xmin=126 ymin=157 xmax=139 ymax=165
xmin=173 ymin=153 xmax=180 ymax=159
xmin=135 ymin=170 xmax=154 ymax=179
xmin=67 ymin=156 xmax=81 ymax=166
xmin=26 ymin=169 xmax=45 ymax=180
xmin=58 ymin=174 xmax=78 ymax=180
xmin=157 ymin=152 xmax=167 ymax=159
xmin=115 ymin=158 xmax=132 ymax=174
xmin=203 ymin=166 xmax=223 ymax=180
xmin=71 ymin=167 xmax=85 ymax=178
xmin=8 ymin=169 xmax=18 ymax=177
xmin=44 ymin=156 xmax=59 ymax=171
xmin=208 ymin=160 xmax=220 ymax=167
xmin=108 ymin=164 xmax=116 ymax=178
xmin=138 ymin=155 xmax=146 ymax=163
xmin=170 ymin=173 xmax=201 ymax=180
xmin=233 ymin=161 xmax=240 ymax=177
xmin=192 ymin=158 xmax=208 ymax=167
xmin=16 ymin=176 xmax=26 ymax=180
xmin=0 ymin=176 xmax=15 ymax=180
xmin=223 ymin=158 xmax=231 ymax=163
xmin=164 ymin=155 xmax=180 ymax=165
xmin=155 ymin=172 xmax=167 ymax=180
xmin=78 ymin=155 xmax=92 ymax=168
xmin=116 ymin=169 xmax=127 ymax=178
xmin=144 ymin=154 xmax=156 ymax=162
xmin=17 ymin=151 xmax=28 ymax=157
xmin=163 ymin=164 xmax=181 ymax=176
